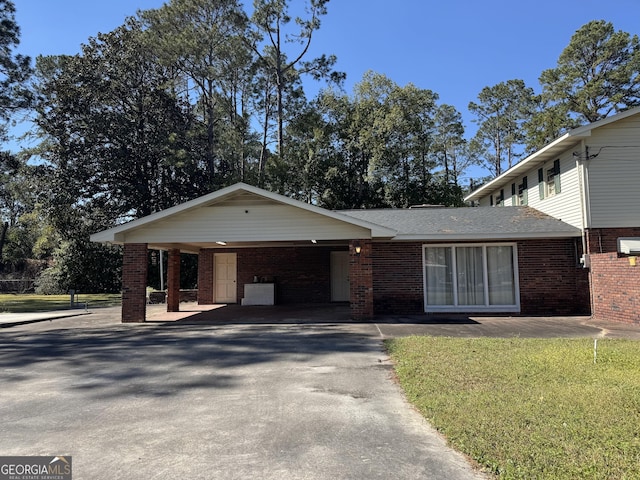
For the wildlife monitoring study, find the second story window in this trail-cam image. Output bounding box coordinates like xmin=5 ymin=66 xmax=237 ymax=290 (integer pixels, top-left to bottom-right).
xmin=538 ymin=159 xmax=561 ymax=199
xmin=518 ymin=177 xmax=528 ymax=205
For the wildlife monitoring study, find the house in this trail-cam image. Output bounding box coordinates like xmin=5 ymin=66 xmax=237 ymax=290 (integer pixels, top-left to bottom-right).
xmin=465 ymin=106 xmax=640 ymax=325
xmin=91 ymin=182 xmax=588 ymax=323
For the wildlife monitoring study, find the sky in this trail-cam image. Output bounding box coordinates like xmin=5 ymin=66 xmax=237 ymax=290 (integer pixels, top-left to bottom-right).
xmin=12 ymin=0 xmax=640 ymax=162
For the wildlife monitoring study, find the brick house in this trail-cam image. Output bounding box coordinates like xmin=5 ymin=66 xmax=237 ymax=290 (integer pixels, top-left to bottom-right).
xmin=465 ymin=106 xmax=640 ymax=325
xmin=91 ymin=182 xmax=588 ymax=323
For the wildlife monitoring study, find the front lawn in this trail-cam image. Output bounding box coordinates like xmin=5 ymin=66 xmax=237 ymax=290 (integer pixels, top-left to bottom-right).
xmin=386 ymin=336 xmax=640 ymax=479
xmin=0 ymin=293 xmax=121 ymax=313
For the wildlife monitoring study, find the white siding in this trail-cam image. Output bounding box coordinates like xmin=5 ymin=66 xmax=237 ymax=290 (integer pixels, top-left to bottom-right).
xmin=584 ymin=115 xmax=640 ymax=228
xmin=478 ymin=151 xmax=584 ymax=229
xmin=122 ymin=202 xmax=370 ymax=243
xmin=526 ymin=151 xmax=583 ymax=228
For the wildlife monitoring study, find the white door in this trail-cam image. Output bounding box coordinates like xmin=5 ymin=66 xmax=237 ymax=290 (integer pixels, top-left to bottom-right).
xmin=214 ymin=253 xmax=237 ymax=303
xmin=330 ymin=251 xmax=350 ymax=302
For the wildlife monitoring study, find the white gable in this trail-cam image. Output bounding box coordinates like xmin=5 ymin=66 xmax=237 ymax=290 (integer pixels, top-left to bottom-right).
xmin=91 ymin=183 xmax=396 ymax=251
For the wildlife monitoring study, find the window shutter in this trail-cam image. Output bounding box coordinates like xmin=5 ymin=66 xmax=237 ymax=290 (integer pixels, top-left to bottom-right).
xmin=553 ymin=159 xmax=561 ymax=194
xmin=538 ymin=168 xmax=545 ymax=199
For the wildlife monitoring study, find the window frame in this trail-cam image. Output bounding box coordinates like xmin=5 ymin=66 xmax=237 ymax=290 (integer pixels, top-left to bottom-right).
xmin=422 ymin=243 xmax=521 ymax=313
xmin=538 ymin=159 xmax=561 ymax=199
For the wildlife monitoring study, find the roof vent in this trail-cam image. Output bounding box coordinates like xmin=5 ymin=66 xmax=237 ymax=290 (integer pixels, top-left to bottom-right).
xmin=409 ymin=204 xmax=444 ymax=209
xmin=618 ymin=237 xmax=640 ymax=254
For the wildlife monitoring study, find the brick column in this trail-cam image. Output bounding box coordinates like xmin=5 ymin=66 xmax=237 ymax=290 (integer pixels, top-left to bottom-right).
xmin=198 ymin=249 xmax=214 ymax=304
xmin=167 ymin=248 xmax=181 ymax=312
xmin=122 ymin=243 xmax=148 ymax=323
xmin=349 ymin=239 xmax=374 ymax=320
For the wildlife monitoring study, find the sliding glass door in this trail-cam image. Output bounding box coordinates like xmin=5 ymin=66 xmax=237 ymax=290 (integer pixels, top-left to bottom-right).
xmin=423 ymin=244 xmax=519 ymax=312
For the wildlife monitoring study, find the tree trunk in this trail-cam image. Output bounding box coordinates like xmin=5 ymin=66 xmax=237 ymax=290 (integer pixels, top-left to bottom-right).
xmin=0 ymin=221 xmax=8 ymax=272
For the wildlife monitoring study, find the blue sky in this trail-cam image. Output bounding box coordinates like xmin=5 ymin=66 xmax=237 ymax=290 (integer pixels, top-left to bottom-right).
xmin=13 ymin=0 xmax=640 ymax=163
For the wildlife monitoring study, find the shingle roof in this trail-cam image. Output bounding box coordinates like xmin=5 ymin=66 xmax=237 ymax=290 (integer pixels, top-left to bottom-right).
xmin=339 ymin=206 xmax=581 ymax=240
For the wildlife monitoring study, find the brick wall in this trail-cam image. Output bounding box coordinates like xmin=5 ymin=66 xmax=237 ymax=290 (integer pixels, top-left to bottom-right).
xmin=517 ymin=238 xmax=590 ymax=315
xmin=350 ymin=240 xmax=373 ymax=319
xmin=122 ymin=243 xmax=148 ymax=323
xmin=371 ymin=239 xmax=590 ymax=316
xmin=586 ymin=228 xmax=640 ymax=325
xmin=585 ymin=227 xmax=640 ymax=254
xmin=197 ymin=249 xmax=214 ymax=304
xmin=198 ymin=246 xmax=338 ymax=304
xmin=167 ymin=248 xmax=180 ymax=312
xmin=372 ymin=242 xmax=424 ymax=314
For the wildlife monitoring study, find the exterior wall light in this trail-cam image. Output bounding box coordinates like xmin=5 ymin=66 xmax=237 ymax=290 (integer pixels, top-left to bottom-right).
xmin=354 ymin=241 xmax=362 ymax=255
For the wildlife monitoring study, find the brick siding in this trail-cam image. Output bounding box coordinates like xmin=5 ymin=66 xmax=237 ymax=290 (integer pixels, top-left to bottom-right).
xmin=517 ymin=239 xmax=590 ymax=315
xmin=371 ymin=239 xmax=589 ymax=316
xmin=350 ymin=240 xmax=374 ymax=319
xmin=372 ymin=242 xmax=424 ymax=314
xmin=586 ymin=228 xmax=640 ymax=325
xmin=197 ymin=246 xmax=340 ymax=305
xmin=122 ymin=243 xmax=148 ymax=323
xmin=167 ymin=248 xmax=180 ymax=312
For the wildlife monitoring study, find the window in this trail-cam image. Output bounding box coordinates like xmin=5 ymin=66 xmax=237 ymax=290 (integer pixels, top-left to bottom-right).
xmin=517 ymin=176 xmax=528 ymax=205
xmin=496 ymin=189 xmax=505 ymax=206
xmin=538 ymin=160 xmax=561 ymax=199
xmin=423 ymin=244 xmax=520 ymax=312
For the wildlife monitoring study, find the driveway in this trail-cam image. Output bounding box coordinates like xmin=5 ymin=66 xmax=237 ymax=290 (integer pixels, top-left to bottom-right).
xmin=0 ymin=315 xmax=486 ymax=480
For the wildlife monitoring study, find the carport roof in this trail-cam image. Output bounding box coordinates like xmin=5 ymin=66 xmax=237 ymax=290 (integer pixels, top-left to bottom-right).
xmin=340 ymin=206 xmax=582 ymax=240
xmin=90 ymin=183 xmax=581 ymax=250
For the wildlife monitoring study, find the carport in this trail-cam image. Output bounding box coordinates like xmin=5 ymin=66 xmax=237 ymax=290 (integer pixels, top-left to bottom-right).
xmin=90 ymin=183 xmax=396 ymax=323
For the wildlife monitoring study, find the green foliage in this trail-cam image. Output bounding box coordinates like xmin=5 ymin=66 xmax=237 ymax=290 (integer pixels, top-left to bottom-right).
xmin=35 ymin=240 xmax=122 ymax=294
xmin=469 ymin=79 xmax=535 ymax=176
xmin=282 ymin=72 xmax=472 ymax=208
xmin=540 ymin=20 xmax=640 ymax=124
xmin=387 ymin=336 xmax=640 ymax=479
xmin=0 ymin=0 xmax=32 ymax=142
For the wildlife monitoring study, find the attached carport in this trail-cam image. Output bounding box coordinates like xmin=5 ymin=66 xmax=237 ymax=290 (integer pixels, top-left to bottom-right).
xmin=90 ymin=183 xmax=396 ymax=323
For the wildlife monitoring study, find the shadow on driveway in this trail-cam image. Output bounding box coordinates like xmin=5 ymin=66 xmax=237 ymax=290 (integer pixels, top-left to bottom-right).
xmin=0 ymin=322 xmax=378 ymax=400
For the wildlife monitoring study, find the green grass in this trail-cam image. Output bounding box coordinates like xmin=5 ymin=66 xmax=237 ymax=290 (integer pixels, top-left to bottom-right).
xmin=385 ymin=336 xmax=640 ymax=479
xmin=0 ymin=293 xmax=121 ymax=313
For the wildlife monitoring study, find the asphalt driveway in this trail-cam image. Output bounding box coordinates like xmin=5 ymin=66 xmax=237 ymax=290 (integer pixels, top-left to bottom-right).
xmin=0 ymin=318 xmax=486 ymax=480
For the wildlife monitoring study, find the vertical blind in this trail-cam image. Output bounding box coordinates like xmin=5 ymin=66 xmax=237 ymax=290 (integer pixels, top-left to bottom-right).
xmin=425 ymin=244 xmax=516 ymax=308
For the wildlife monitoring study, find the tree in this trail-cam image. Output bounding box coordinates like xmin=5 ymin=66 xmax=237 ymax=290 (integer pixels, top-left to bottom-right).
xmin=469 ymin=79 xmax=535 ymax=176
xmin=31 ymin=20 xmax=207 ymax=292
xmin=0 ymin=0 xmax=31 ymax=143
xmin=249 ymin=0 xmax=344 ymax=157
xmin=539 ymin=20 xmax=640 ymax=125
xmin=140 ymin=0 xmax=253 ymax=188
xmin=33 ymin=20 xmax=204 ymax=225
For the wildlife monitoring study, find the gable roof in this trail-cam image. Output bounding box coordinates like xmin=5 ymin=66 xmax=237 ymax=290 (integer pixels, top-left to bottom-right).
xmin=464 ymin=106 xmax=640 ymax=202
xmin=91 ymin=183 xmax=581 ymax=251
xmin=340 ymin=206 xmax=581 ymax=240
xmin=90 ymin=183 xmax=397 ymax=249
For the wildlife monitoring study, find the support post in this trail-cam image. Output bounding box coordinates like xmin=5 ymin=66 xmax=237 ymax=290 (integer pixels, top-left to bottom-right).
xmin=349 ymin=239 xmax=374 ymax=320
xmin=167 ymin=248 xmax=181 ymax=312
xmin=122 ymin=243 xmax=148 ymax=323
